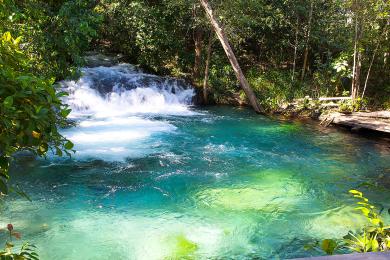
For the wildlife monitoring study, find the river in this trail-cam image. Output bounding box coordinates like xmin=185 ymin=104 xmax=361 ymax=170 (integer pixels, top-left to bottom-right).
xmin=3 ymin=64 xmax=390 ymax=259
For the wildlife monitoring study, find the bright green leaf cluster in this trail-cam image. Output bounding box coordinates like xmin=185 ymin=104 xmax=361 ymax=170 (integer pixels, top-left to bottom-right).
xmin=316 ymin=190 xmax=390 ymax=255
xmin=0 ymin=32 xmax=74 ymax=194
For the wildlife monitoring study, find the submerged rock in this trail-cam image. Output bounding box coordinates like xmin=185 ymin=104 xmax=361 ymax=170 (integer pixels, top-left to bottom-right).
xmin=83 ymin=52 xmax=124 ymax=67
xmin=196 ymin=170 xmax=303 ymax=212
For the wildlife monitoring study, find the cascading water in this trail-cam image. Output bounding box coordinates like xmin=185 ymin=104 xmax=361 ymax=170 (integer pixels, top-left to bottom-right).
xmin=59 ymin=64 xmax=196 ymax=160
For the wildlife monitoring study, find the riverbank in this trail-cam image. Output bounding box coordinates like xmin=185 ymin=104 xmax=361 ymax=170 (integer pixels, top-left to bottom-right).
xmin=269 ymin=98 xmax=390 ymax=136
xmin=197 ymin=88 xmax=390 ymax=137
xmin=83 ymin=53 xmax=389 ymax=137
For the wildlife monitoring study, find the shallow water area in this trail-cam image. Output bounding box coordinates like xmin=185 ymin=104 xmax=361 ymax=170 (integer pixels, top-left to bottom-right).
xmin=3 ymin=65 xmax=390 ymax=259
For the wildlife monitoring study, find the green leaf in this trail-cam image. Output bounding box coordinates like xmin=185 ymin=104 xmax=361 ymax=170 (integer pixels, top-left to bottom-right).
xmin=349 ymin=190 xmax=363 ymax=196
xmin=371 ymin=218 xmax=382 ymax=226
xmin=55 ymin=148 xmax=63 ymax=157
xmin=371 ymin=237 xmax=379 ymax=252
xmin=64 ymin=141 xmax=74 ymax=150
xmin=56 ymin=91 xmax=69 ymax=97
xmin=61 ymin=108 xmax=72 ymax=118
xmin=365 ymin=227 xmax=377 ymax=233
xmin=3 ymin=32 xmax=12 ymax=42
xmin=322 ymin=239 xmax=337 ymax=255
xmin=3 ymin=96 xmax=13 ymax=108
xmin=13 ymin=36 xmax=22 ymax=45
xmin=355 ymin=206 xmax=370 ymax=216
xmin=39 ymin=143 xmax=48 ymax=153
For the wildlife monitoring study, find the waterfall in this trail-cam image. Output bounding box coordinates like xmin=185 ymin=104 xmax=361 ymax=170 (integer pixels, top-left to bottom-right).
xmin=59 ymin=63 xmax=196 ymax=161
xmin=61 ymin=64 xmax=195 ymax=118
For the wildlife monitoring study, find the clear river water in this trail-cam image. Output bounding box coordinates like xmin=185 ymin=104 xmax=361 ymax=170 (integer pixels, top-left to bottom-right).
xmin=2 ymin=64 xmax=390 ymax=259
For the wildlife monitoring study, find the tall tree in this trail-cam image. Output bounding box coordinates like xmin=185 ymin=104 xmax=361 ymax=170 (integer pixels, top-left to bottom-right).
xmin=203 ymin=33 xmax=214 ymax=104
xmin=301 ymin=0 xmax=314 ymax=81
xmin=198 ymin=0 xmax=265 ymax=114
xmin=192 ymin=4 xmax=204 ymax=81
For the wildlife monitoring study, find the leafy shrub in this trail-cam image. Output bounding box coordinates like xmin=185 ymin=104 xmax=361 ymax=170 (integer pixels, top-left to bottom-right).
xmin=0 ymin=32 xmax=74 ymax=194
xmin=339 ymin=98 xmax=367 ymax=112
xmin=246 ymin=68 xmax=310 ymax=110
xmin=0 ymin=0 xmax=102 ymax=80
xmin=0 ymin=224 xmax=38 ymax=260
xmin=307 ymin=190 xmax=390 ymax=255
xmin=312 ymin=53 xmax=351 ymax=98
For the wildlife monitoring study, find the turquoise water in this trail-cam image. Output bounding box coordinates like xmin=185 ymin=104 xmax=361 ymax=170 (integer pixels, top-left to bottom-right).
xmin=3 ymin=106 xmax=390 ymax=259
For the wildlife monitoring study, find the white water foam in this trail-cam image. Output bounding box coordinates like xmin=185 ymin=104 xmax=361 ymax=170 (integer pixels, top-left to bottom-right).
xmin=59 ymin=64 xmax=196 ymax=160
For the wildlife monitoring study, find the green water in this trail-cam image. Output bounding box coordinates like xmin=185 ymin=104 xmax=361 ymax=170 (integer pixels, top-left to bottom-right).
xmin=3 ymin=107 xmax=390 ymax=259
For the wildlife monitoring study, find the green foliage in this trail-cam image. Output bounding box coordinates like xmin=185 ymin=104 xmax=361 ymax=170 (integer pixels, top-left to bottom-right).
xmin=0 ymin=32 xmax=74 ymax=194
xmin=0 ymin=0 xmax=102 ymax=194
xmin=97 ymin=0 xmax=389 ymax=107
xmin=0 ymin=224 xmax=38 ymax=260
xmin=339 ymin=98 xmax=367 ymax=113
xmin=98 ymin=0 xmax=194 ymax=75
xmin=321 ymin=239 xmax=338 ymax=255
xmin=246 ymin=68 xmax=309 ymax=110
xmin=312 ymin=53 xmax=352 ymax=98
xmin=342 ymin=190 xmax=390 ymax=253
xmin=0 ymin=0 xmax=102 ymax=79
xmin=0 ymin=242 xmax=38 ymax=260
xmin=315 ymin=190 xmax=390 ymax=255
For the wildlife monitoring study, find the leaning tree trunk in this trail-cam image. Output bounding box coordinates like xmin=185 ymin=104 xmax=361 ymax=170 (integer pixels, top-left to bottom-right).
xmin=198 ymin=0 xmax=265 ymax=114
xmin=203 ymin=33 xmax=213 ymax=104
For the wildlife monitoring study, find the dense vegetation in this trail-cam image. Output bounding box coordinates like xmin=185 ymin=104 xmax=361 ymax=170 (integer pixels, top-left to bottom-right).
xmin=0 ymin=0 xmax=101 ymax=190
xmin=96 ymin=0 xmax=390 ymax=109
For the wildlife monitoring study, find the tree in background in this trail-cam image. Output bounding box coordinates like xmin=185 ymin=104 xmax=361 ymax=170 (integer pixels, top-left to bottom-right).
xmin=0 ymin=0 xmax=102 ymax=79
xmin=96 ymin=0 xmax=389 ymax=109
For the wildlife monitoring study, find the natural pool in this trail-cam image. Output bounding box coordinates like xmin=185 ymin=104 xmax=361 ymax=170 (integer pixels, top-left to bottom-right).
xmin=2 ymin=65 xmax=390 ymax=259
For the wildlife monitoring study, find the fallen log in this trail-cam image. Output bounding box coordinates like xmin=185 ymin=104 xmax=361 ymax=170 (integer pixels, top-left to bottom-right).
xmin=352 ymin=111 xmax=390 ymax=120
xmin=296 ymin=96 xmax=352 ymax=102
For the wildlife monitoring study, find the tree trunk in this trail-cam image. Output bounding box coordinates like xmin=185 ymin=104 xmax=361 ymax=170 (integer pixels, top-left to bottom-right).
xmin=351 ymin=17 xmax=362 ymax=100
xmin=301 ymin=1 xmax=314 ymax=81
xmin=203 ymin=33 xmax=213 ymax=105
xmin=193 ymin=28 xmax=203 ymax=81
xmin=192 ymin=4 xmax=203 ymax=81
xmin=292 ymin=16 xmax=299 ymax=82
xmin=361 ymin=41 xmax=380 ymax=99
xmin=384 ymin=17 xmax=390 ymax=66
xmin=198 ymin=0 xmax=265 ymax=114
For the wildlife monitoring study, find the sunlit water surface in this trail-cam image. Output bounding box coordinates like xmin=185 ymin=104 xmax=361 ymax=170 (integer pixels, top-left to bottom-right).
xmin=2 ymin=65 xmax=390 ymax=259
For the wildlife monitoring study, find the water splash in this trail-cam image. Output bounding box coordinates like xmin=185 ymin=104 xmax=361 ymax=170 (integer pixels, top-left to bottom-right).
xmin=61 ymin=64 xmax=195 ymax=118
xmin=59 ymin=64 xmax=196 ymax=160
